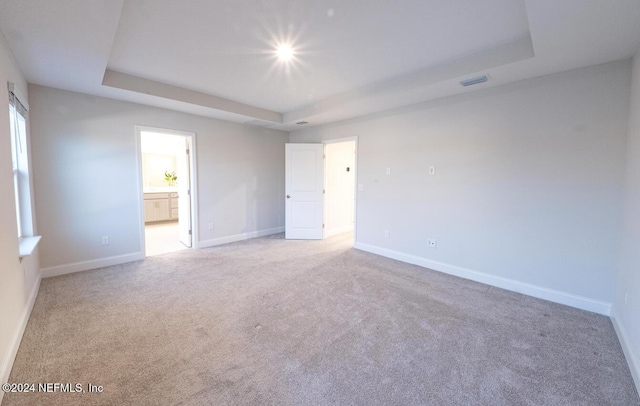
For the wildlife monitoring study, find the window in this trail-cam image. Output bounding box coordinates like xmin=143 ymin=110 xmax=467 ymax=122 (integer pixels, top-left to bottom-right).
xmin=9 ymin=95 xmax=27 ymax=237
xmin=8 ymin=83 xmax=39 ymax=256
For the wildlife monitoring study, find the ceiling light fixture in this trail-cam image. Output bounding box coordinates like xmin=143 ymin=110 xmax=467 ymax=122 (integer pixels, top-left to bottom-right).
xmin=276 ymin=43 xmax=294 ymax=62
xmin=460 ymin=75 xmax=489 ymax=87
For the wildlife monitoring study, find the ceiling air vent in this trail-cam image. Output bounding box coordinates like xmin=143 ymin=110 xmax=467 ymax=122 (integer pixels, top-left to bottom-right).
xmin=460 ymin=75 xmax=488 ymax=87
xmin=296 ymin=121 xmax=308 ymax=125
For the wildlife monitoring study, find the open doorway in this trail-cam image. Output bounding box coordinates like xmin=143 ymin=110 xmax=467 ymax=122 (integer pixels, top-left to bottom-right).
xmin=284 ymin=138 xmax=357 ymax=243
xmin=136 ymin=126 xmax=197 ymax=257
xmin=324 ymin=137 xmax=357 ymax=244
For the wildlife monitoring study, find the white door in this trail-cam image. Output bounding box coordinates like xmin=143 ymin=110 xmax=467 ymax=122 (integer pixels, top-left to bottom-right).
xmin=285 ymin=143 xmax=324 ymax=239
xmin=178 ymin=137 xmax=192 ymax=247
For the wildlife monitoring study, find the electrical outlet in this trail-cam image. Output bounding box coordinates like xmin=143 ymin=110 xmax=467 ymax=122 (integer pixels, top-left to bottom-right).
xmin=358 ymin=184 xmax=364 ymax=191
xmin=101 ymin=236 xmax=109 ymax=246
xmin=384 ymin=230 xmax=390 ymax=239
xmin=429 ymin=166 xmax=436 ymax=175
xmin=427 ymin=239 xmax=436 ymax=248
xmin=208 ymin=222 xmax=214 ymax=230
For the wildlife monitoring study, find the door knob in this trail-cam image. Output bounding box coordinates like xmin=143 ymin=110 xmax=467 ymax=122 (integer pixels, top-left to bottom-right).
xmin=286 ymin=195 xmax=290 ymax=198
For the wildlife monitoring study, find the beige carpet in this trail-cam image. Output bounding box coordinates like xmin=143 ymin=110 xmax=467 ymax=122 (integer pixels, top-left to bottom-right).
xmin=3 ymin=233 xmax=638 ymax=405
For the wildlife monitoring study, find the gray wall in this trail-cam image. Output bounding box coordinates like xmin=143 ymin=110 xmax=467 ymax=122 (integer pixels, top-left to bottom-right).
xmin=0 ymin=34 xmax=40 ymax=395
xmin=29 ymin=85 xmax=287 ymax=270
xmin=291 ymin=61 xmax=631 ymax=310
xmin=615 ymin=51 xmax=640 ymax=388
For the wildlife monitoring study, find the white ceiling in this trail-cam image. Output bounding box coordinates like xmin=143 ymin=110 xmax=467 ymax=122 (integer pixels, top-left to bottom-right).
xmin=1 ymin=0 xmax=640 ymax=131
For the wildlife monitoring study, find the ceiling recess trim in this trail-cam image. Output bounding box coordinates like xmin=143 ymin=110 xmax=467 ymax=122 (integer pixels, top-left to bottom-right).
xmin=283 ymin=35 xmax=535 ymax=125
xmin=102 ymin=69 xmax=282 ymax=124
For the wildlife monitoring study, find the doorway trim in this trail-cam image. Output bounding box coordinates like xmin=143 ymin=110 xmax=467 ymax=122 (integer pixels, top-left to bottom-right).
xmin=323 ymin=136 xmax=358 ymax=245
xmin=135 ymin=125 xmax=199 ymax=256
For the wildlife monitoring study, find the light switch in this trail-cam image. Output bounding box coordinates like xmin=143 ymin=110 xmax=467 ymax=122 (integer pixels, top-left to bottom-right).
xmin=358 ymin=184 xmax=364 ymax=191
xmin=386 ymin=167 xmax=391 ymax=175
xmin=429 ymin=166 xmax=436 ymax=175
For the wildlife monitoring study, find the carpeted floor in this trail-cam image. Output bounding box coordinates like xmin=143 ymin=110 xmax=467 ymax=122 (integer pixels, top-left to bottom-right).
xmin=3 ymin=233 xmax=638 ymax=405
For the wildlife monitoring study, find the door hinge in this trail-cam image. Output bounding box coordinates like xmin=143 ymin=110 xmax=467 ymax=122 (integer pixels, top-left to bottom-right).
xmin=187 ymin=189 xmax=191 ymax=196
xmin=188 ymin=229 xmax=192 ymax=235
xmin=322 ymin=223 xmax=325 ymax=229
xmin=323 ymin=189 xmax=325 ymax=194
xmin=186 ymin=148 xmax=190 ymax=155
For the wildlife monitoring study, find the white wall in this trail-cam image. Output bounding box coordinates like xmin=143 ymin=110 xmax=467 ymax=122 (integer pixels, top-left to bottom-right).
xmin=613 ymin=51 xmax=640 ymax=390
xmin=325 ymin=140 xmax=355 ymax=237
xmin=291 ymin=61 xmax=631 ymax=314
xmin=29 ymin=85 xmax=287 ymax=272
xmin=0 ymin=33 xmax=40 ymax=401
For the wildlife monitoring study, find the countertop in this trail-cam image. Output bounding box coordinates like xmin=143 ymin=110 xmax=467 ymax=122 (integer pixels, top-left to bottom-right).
xmin=143 ymin=187 xmax=179 ymax=193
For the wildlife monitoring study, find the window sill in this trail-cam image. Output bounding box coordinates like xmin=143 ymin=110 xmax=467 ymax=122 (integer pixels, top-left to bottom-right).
xmin=19 ymin=235 xmax=41 ymax=258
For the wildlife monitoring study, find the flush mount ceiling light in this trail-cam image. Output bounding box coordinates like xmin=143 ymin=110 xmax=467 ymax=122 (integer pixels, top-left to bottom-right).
xmin=460 ymin=75 xmax=489 ymax=87
xmin=276 ymin=43 xmax=294 ymax=62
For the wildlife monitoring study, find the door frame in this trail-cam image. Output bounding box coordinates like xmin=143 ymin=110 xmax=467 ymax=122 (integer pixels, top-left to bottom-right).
xmin=323 ymin=136 xmax=358 ymax=245
xmin=135 ymin=125 xmax=199 ymax=256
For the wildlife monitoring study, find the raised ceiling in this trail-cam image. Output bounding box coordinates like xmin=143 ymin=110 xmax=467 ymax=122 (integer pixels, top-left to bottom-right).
xmin=1 ymin=0 xmax=640 ymax=131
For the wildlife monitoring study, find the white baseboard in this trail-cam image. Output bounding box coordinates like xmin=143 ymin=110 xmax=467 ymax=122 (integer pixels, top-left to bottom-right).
xmin=354 ymin=242 xmax=612 ymax=316
xmin=611 ymin=307 xmax=640 ymax=393
xmin=41 ymin=228 xmax=286 ymax=277
xmin=325 ymin=225 xmax=354 ymax=238
xmin=41 ymin=252 xmax=145 ymax=278
xmin=0 ymin=276 xmax=41 ymax=404
xmin=199 ymin=227 xmax=284 ymax=248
